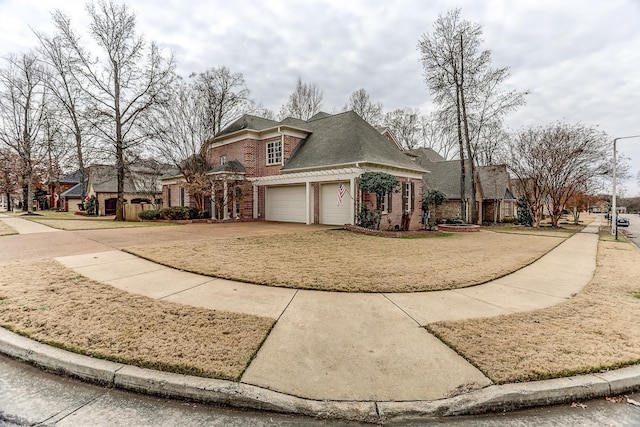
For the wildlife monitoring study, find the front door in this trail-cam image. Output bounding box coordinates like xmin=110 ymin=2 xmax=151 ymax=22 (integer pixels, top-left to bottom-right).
xmin=105 ymin=198 xmax=117 ymax=216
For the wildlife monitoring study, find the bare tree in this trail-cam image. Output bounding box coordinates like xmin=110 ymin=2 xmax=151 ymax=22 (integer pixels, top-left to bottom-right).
xmin=35 ymin=24 xmax=93 ymax=200
xmin=383 ymin=108 xmax=421 ymax=149
xmin=191 ymin=66 xmax=254 ymax=137
xmin=507 ymin=123 xmax=609 ymax=227
xmin=419 ymin=112 xmax=458 ymax=159
xmin=343 ymin=88 xmax=383 ymax=125
xmin=507 ymin=127 xmax=547 ymax=227
xmin=418 ymin=8 xmax=526 ymax=223
xmin=0 ymin=148 xmax=22 ymax=211
xmin=279 ymin=77 xmax=323 ymax=120
xmin=145 ymin=77 xmax=212 ymax=211
xmin=41 ymin=104 xmax=69 ymax=209
xmin=541 ymin=123 xmax=609 ymax=226
xmin=0 ymin=53 xmax=48 ymax=214
xmin=52 ymin=1 xmax=175 ymax=220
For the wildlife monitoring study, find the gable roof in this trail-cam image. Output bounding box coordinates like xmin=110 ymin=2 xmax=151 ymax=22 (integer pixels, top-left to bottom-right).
xmin=60 ymin=182 xmax=83 ymax=198
xmin=89 ymin=164 xmax=164 ymax=194
xmin=422 ymin=159 xmax=473 ymax=200
xmin=282 ymin=111 xmax=426 ymax=173
xmin=405 ymin=147 xmax=446 ymax=164
xmin=477 ymin=165 xmax=515 ymax=200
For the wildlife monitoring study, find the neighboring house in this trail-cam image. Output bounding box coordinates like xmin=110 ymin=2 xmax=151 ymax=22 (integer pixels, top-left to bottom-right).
xmin=61 ymin=163 xmax=164 ymax=215
xmin=477 ymin=165 xmax=517 ymax=222
xmin=406 ymin=148 xmax=516 ymax=224
xmin=48 ymin=172 xmax=81 ymax=210
xmin=162 ymin=111 xmax=426 ymax=229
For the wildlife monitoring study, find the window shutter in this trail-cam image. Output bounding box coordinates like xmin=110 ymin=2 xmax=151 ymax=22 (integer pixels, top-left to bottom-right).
xmin=402 ymin=184 xmax=407 ymax=212
xmin=411 ymin=182 xmax=416 ymax=211
xmin=388 ymin=192 xmax=392 ymax=213
xmin=376 ymin=194 xmax=381 ymax=210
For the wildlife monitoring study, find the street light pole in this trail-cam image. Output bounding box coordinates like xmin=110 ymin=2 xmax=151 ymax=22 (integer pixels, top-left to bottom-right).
xmin=612 ymin=135 xmax=640 ymax=240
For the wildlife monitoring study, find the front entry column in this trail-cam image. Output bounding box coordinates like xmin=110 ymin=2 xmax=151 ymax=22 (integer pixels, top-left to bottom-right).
xmin=349 ymin=177 xmax=356 ymax=225
xmin=223 ymin=181 xmax=229 ymax=220
xmin=253 ymin=184 xmax=259 ymax=219
xmin=305 ymin=181 xmax=311 ymax=225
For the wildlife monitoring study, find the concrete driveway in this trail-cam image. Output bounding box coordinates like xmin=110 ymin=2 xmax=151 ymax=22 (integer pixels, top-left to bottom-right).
xmin=0 ymin=219 xmax=333 ymax=263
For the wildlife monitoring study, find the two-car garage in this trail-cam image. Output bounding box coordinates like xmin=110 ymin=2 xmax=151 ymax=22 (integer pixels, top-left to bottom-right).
xmin=264 ymin=183 xmax=351 ymax=225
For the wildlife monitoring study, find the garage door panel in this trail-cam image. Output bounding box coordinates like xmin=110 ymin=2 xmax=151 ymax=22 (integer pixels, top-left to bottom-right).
xmin=266 ymin=186 xmax=306 ymax=223
xmin=321 ymin=183 xmax=351 ymax=225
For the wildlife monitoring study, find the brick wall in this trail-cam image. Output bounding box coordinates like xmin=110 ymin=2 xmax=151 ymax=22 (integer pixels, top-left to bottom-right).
xmin=360 ymin=178 xmax=423 ymax=231
xmin=433 ymin=200 xmax=464 ymax=222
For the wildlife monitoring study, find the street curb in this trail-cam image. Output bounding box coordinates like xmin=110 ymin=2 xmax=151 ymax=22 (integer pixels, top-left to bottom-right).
xmin=1 ymin=327 xmax=639 ymax=423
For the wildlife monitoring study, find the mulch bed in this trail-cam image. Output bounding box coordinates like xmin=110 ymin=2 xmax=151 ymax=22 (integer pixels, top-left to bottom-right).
xmin=344 ymin=225 xmax=443 ymax=238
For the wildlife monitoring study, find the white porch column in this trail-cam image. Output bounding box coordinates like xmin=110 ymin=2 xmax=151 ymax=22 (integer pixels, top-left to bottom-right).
xmin=223 ymin=181 xmax=229 ymax=220
xmin=349 ymin=177 xmax=356 ymax=225
xmin=305 ymin=181 xmax=311 ymax=225
xmin=253 ymin=184 xmax=259 ymax=219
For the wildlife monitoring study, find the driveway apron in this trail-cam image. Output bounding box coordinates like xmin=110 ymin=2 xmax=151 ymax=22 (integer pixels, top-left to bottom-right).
xmin=240 ymin=291 xmax=492 ymax=401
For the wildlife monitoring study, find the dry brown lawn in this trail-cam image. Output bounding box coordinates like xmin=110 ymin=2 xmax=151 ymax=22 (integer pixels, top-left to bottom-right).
xmin=127 ymin=230 xmax=565 ymax=292
xmin=427 ymin=239 xmax=640 ymax=383
xmin=0 ymin=259 xmax=274 ymax=381
xmin=0 ymin=221 xmax=17 ymax=236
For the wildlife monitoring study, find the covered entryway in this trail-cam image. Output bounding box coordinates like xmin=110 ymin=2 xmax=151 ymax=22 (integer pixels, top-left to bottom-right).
xmin=265 ymin=185 xmax=306 ymax=223
xmin=320 ymin=183 xmax=351 ymax=225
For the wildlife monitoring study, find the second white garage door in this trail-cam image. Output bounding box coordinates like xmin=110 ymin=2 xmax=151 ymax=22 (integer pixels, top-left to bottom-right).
xmin=320 ymin=183 xmax=352 ymax=225
xmin=265 ymin=185 xmax=306 ymax=223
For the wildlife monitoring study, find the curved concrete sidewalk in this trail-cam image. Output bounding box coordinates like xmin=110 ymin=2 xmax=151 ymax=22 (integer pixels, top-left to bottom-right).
xmin=48 ymin=217 xmax=601 ymax=403
xmin=0 ymin=213 xmax=62 ymax=234
xmin=3 ymin=214 xmax=634 ymax=422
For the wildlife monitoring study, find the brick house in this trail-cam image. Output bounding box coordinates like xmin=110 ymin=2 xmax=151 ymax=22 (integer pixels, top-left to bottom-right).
xmin=162 ymin=111 xmax=427 ymax=229
xmin=62 ymin=163 xmax=164 ymax=215
xmin=406 ymin=148 xmax=516 ymax=224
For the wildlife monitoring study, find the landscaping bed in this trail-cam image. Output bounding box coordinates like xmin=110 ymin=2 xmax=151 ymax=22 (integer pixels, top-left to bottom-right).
xmin=126 ymin=229 xmax=566 ymax=293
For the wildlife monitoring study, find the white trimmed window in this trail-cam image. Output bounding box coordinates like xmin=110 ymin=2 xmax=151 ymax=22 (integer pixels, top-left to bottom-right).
xmin=220 ymin=155 xmax=226 ymax=165
xmin=266 ymin=140 xmax=282 ymax=165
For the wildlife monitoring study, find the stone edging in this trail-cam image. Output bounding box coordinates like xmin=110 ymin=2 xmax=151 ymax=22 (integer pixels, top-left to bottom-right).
xmin=1 ymin=327 xmax=639 ymax=423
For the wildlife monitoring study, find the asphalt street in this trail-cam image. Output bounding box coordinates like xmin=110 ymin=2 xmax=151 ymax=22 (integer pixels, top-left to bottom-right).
xmin=617 ymin=213 xmax=640 ymax=248
xmin=2 ymin=355 xmax=640 ymax=427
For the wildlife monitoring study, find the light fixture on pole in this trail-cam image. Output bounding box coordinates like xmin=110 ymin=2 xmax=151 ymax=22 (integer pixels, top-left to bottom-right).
xmin=612 ymin=135 xmax=640 ymax=240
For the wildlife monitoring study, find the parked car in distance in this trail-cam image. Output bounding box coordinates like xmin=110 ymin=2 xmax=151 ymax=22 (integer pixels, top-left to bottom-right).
xmin=617 ymin=217 xmax=630 ymax=227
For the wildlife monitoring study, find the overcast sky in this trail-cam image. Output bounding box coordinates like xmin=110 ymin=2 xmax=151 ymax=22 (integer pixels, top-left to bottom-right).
xmin=1 ymin=0 xmax=639 ymax=196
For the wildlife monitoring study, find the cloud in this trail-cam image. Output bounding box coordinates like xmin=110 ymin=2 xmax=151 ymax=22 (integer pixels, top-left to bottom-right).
xmin=1 ymin=0 xmax=639 ymax=194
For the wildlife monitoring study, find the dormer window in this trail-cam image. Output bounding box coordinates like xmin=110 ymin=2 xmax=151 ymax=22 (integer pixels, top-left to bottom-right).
xmin=266 ymin=140 xmax=282 ymax=165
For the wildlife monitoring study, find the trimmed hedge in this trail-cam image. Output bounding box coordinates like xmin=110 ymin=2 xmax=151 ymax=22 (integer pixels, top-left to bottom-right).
xmin=138 ymin=209 xmax=161 ymax=220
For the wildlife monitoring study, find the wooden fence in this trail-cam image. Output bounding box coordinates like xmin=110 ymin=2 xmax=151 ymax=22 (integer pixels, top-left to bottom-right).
xmin=123 ymin=203 xmax=159 ymax=222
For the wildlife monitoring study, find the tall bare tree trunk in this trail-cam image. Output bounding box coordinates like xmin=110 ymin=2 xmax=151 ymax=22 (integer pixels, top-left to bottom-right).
xmin=455 ymin=78 xmax=466 ymax=222
xmin=459 ymin=34 xmax=477 ymax=224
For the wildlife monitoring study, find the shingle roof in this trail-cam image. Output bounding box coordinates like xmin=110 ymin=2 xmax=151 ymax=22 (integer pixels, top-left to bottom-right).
xmin=60 ymin=182 xmax=83 ymax=198
xmin=405 ymin=147 xmax=446 ymax=164
xmin=422 ymin=159 xmax=473 ymax=200
xmin=282 ymin=111 xmax=426 ymax=173
xmin=209 ymin=159 xmax=246 ymax=174
xmin=89 ymin=164 xmax=164 ymax=194
xmin=477 ymin=165 xmax=515 ymax=200
xmin=215 ymin=115 xmax=279 ymax=138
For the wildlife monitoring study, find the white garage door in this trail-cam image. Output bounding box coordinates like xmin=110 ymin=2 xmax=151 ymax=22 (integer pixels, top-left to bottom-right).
xmin=320 ymin=183 xmax=352 ymax=225
xmin=265 ymin=185 xmax=307 ymax=223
